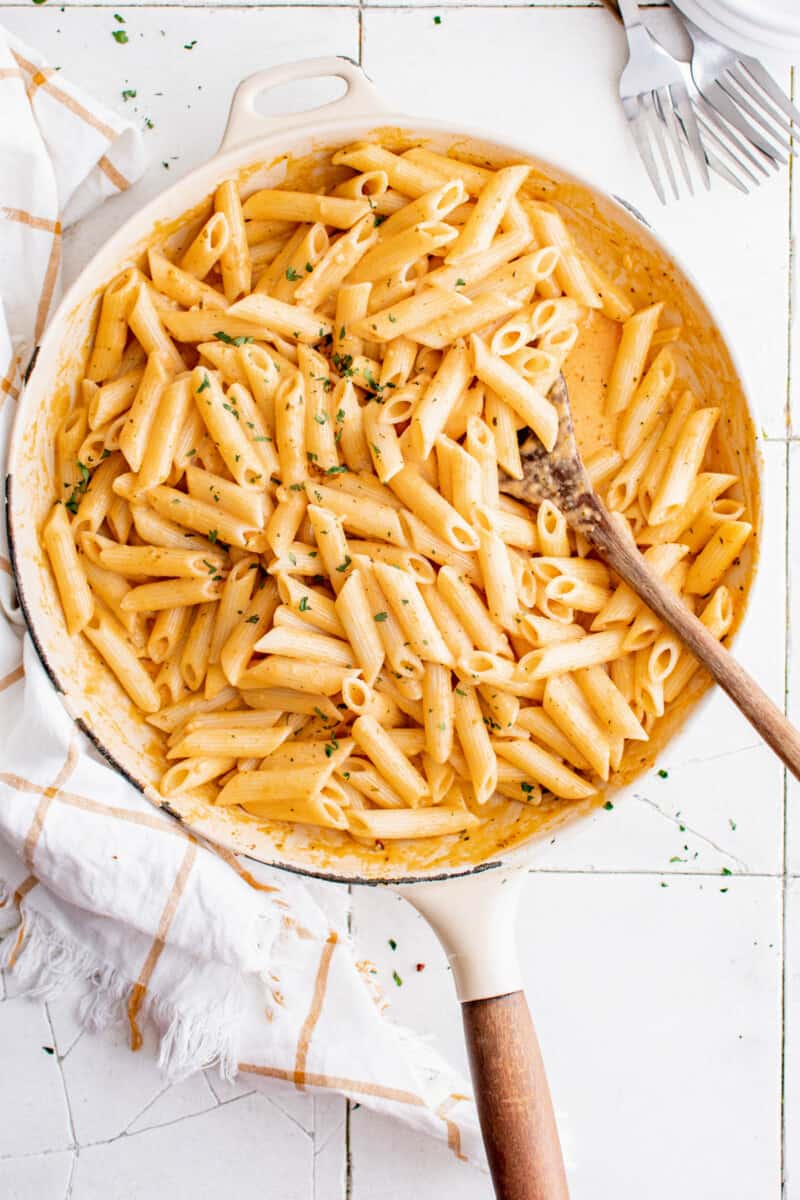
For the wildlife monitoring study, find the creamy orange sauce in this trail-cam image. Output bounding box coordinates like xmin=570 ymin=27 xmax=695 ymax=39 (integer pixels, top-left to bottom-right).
xmin=562 ymin=311 xmax=621 ymax=461
xmin=17 ymin=133 xmax=760 ymax=881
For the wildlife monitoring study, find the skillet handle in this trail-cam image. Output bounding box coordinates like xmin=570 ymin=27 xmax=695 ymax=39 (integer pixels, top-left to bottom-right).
xmin=220 ymin=56 xmax=388 ymax=153
xmin=396 ymin=869 xmax=569 ymax=1198
xmin=463 ymin=992 xmax=569 ymax=1200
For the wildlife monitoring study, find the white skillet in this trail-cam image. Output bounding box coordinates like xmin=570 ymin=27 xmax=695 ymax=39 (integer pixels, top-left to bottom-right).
xmin=7 ymin=57 xmax=765 ymax=1199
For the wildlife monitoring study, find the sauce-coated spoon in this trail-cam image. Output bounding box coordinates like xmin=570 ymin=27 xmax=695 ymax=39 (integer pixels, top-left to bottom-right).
xmin=499 ymin=375 xmax=800 ymax=780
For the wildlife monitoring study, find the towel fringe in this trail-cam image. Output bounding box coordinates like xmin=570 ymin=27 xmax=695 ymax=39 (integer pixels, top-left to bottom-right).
xmin=0 ymin=903 xmax=242 ymax=1082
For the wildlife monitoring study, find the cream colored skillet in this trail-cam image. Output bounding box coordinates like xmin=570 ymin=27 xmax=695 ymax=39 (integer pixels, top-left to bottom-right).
xmin=6 ymin=57 xmax=769 ymax=1200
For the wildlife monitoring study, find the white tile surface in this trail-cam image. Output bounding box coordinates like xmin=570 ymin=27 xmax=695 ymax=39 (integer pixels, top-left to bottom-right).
xmin=351 ymin=1107 xmax=492 ymax=1199
xmin=0 ymin=2 xmax=796 ymax=1197
xmin=60 ymin=1020 xmax=179 ymax=1144
xmin=0 ymin=998 xmax=73 ymax=1156
xmin=126 ymin=1072 xmax=218 ymax=1133
xmin=70 ymin=1093 xmax=316 ymax=1200
xmin=0 ymin=1151 xmax=74 ymax=1200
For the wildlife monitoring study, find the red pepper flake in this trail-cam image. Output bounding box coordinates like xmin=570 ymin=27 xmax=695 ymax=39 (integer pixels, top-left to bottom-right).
xmin=415 ymin=962 xmax=426 ymax=972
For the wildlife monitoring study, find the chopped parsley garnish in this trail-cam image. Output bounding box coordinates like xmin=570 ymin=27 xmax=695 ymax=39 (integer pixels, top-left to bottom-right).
xmin=388 ymin=938 xmax=397 ymax=951
xmin=214 ymin=331 xmax=253 ymax=346
xmin=305 ymin=261 xmax=313 ymax=273
xmin=721 ymin=867 xmax=733 ymax=876
xmin=323 ymin=737 xmax=340 ymax=758
xmin=455 ymin=278 xmax=466 ymax=287
xmin=196 ymin=374 xmax=211 ymax=393
xmin=335 ymin=555 xmax=352 ymax=573
xmin=112 ymin=29 xmax=129 ymax=43
xmin=208 ymin=529 xmax=218 ymax=544
xmin=313 ymin=411 xmax=329 ymax=425
xmin=325 ymin=465 xmax=347 ymax=475
xmin=121 ymin=88 xmax=137 ymax=101
xmin=392 ymin=970 xmax=403 ymax=987
xmin=603 ymin=801 xmax=614 ymax=810
xmin=64 ymin=460 xmax=91 ymax=514
xmin=521 ymin=782 xmax=534 ymax=794
xmin=245 ymin=615 xmax=259 ymax=624
xmin=657 ymin=768 xmax=669 ymax=778
xmin=286 ymin=266 xmax=302 ymax=282
xmin=332 ymin=352 xmax=354 ymax=377
xmin=374 ymin=214 xmax=387 ymax=227
xmin=433 ymin=14 xmax=442 ymax=23
xmin=184 ymin=40 xmax=197 ymax=49
xmin=374 ymin=611 xmax=388 ymax=622
xmin=299 ymin=596 xmax=310 ymax=612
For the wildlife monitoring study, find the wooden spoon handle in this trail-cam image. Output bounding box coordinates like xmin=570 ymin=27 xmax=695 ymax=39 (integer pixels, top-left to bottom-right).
xmin=462 ymin=992 xmax=570 ymax=1200
xmin=596 ymin=0 xmax=622 ymax=19
xmin=599 ymin=523 xmax=800 ymax=779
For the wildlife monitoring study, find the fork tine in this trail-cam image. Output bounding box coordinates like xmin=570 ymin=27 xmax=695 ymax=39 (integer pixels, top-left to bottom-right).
xmin=739 ymin=56 xmax=800 ymax=129
xmin=703 ymin=79 xmax=786 ymax=164
xmin=657 ymin=85 xmax=693 ymax=195
xmin=642 ymin=90 xmax=679 ymax=200
xmin=672 ymin=81 xmax=710 ymax=190
xmin=623 ymin=96 xmax=666 ymax=204
xmin=695 ymin=94 xmax=774 ymax=179
xmin=724 ymin=65 xmax=798 ymax=153
xmin=728 ymin=65 xmax=795 ymax=136
xmin=694 ymin=107 xmax=757 ymax=192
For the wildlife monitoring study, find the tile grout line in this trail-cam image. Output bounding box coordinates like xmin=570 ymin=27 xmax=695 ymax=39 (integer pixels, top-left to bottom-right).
xmin=344 ymin=1097 xmax=353 ymax=1200
xmin=780 ymin=64 xmax=795 ymax=1198
xmin=0 ymin=2 xmax=664 ymax=8
xmin=42 ymin=1002 xmax=79 ymax=1196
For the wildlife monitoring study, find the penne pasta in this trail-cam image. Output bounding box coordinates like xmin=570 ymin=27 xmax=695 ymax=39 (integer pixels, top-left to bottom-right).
xmin=42 ymin=145 xmax=755 ymax=847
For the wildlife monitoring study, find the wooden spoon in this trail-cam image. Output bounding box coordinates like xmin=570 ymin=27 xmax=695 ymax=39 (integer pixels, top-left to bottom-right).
xmin=499 ymin=375 xmax=800 ymax=780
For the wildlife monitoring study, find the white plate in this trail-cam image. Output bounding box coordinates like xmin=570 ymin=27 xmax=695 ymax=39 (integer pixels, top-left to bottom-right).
xmin=674 ymin=0 xmax=800 ymax=63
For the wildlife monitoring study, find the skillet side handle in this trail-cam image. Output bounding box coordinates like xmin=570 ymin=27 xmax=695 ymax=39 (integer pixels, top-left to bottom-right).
xmin=396 ymin=869 xmax=569 ymax=1200
xmin=220 ymin=57 xmax=388 ymax=153
xmin=463 ymin=992 xmax=569 ymax=1200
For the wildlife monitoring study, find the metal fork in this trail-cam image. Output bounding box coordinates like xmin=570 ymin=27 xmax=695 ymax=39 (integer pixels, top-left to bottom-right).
xmin=617 ymin=0 xmax=709 ymax=203
xmin=678 ymin=9 xmax=800 ymax=169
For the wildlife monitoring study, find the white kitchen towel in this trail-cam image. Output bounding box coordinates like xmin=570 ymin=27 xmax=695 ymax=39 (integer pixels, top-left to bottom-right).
xmin=0 ymin=27 xmax=481 ymax=1165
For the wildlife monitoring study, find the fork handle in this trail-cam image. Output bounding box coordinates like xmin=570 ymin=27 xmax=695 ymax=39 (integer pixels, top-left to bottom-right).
xmin=595 ymin=518 xmax=800 ymax=780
